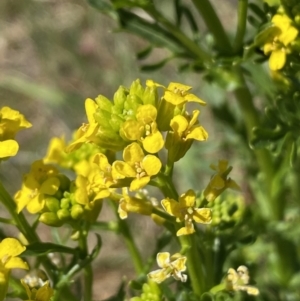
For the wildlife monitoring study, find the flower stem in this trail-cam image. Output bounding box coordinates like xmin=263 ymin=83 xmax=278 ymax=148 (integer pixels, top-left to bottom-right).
xmin=78 ymin=222 xmax=93 ymax=301
xmin=109 ymin=201 xmax=144 ymax=274
xmin=234 ymin=0 xmax=248 ymax=53
xmin=191 ymin=0 xmax=232 ymax=54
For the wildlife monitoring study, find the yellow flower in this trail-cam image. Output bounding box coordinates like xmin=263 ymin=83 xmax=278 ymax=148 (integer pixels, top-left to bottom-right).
xmin=121 ymin=104 xmax=164 ymax=153
xmin=226 ymin=266 xmax=259 ymax=296
xmin=263 ymin=14 xmax=298 ymax=70
xmin=66 ymin=98 xmax=99 ymax=152
xmin=43 ymin=136 xmax=66 ymax=165
xmin=0 ymin=106 xmax=32 ymax=159
xmin=112 ymin=142 xmax=162 ymax=191
xmin=147 ymin=80 xmax=206 ymax=106
xmin=14 ymin=160 xmax=60 ymax=214
xmin=0 ymin=238 xmax=29 ymax=301
xmin=204 ymin=160 xmax=240 ymax=202
xmin=148 ymin=252 xmax=187 ymax=283
xmin=118 ymin=188 xmax=153 ymax=219
xmin=75 ymin=152 xmax=118 ymax=209
xmin=21 ymin=279 xmax=54 ymax=301
xmin=161 ymin=189 xmax=212 ymax=236
xmin=166 ymin=110 xmax=208 ymax=162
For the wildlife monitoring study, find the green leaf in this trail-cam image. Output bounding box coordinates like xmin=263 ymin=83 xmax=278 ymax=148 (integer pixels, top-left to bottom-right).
xmin=140 ymin=57 xmax=173 ymax=72
xmin=23 ymin=242 xmax=78 ymax=256
xmin=88 ymin=0 xmax=118 ymax=19
xmin=290 ymin=141 xmax=297 ymax=167
xmin=136 ymin=45 xmax=153 ymax=60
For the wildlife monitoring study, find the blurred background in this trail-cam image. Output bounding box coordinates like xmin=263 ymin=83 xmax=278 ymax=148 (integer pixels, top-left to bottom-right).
xmin=0 ymin=0 xmax=240 ymax=299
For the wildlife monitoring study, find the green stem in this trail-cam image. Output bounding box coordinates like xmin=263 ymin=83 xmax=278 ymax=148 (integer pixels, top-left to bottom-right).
xmin=233 ymin=68 xmax=278 ymax=218
xmin=78 ymin=222 xmax=93 ymax=301
xmin=0 ymin=217 xmax=16 ymax=225
xmin=191 ymin=0 xmax=232 ymax=54
xmin=146 ymin=8 xmax=212 ymax=61
xmin=109 ymin=201 xmax=144 ymax=274
xmin=179 ymin=234 xmax=205 ymax=296
xmin=234 ymin=0 xmax=248 ymax=53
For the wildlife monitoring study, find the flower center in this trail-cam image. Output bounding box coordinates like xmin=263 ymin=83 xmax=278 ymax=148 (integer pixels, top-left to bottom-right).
xmin=134 ymin=162 xmax=147 ymax=179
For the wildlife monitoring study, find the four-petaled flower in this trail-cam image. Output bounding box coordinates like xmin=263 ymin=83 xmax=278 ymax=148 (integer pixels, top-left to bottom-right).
xmin=226 ymin=266 xmax=259 ymax=296
xmin=75 ymin=153 xmax=118 ymax=208
xmin=146 ymin=80 xmax=206 ymax=106
xmin=0 ymin=238 xmax=29 ymax=300
xmin=121 ymin=104 xmax=164 ymax=153
xmin=112 ymin=142 xmax=162 ymax=191
xmin=66 ymin=98 xmax=99 ymax=152
xmin=161 ymin=189 xmax=212 ymax=236
xmin=0 ymin=106 xmax=32 ymax=159
xmin=21 ymin=279 xmax=54 ymax=301
xmin=148 ymin=252 xmax=187 ymax=283
xmin=204 ymin=160 xmax=240 ymax=202
xmin=14 ymin=160 xmax=60 ymax=214
xmin=264 ymin=14 xmax=298 ymax=70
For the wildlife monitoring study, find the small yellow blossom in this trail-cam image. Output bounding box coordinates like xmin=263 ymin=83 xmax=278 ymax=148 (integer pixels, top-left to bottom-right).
xmin=21 ymin=279 xmax=54 ymax=301
xmin=43 ymin=136 xmax=66 ymax=165
xmin=66 ymin=98 xmax=99 ymax=152
xmin=226 ymin=266 xmax=259 ymax=296
xmin=147 ymin=80 xmax=206 ymax=106
xmin=118 ymin=188 xmax=153 ymax=219
xmin=14 ymin=160 xmax=60 ymax=214
xmin=121 ymin=104 xmax=164 ymax=153
xmin=0 ymin=238 xmax=29 ymax=301
xmin=148 ymin=252 xmax=187 ymax=283
xmin=264 ymin=14 xmax=298 ymax=70
xmin=204 ymin=160 xmax=240 ymax=202
xmin=112 ymin=142 xmax=162 ymax=191
xmin=0 ymin=106 xmax=32 ymax=159
xmin=161 ymin=189 xmax=212 ymax=236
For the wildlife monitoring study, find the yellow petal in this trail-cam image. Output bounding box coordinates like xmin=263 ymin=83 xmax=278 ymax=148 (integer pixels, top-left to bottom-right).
xmin=136 ymin=104 xmax=157 ymax=124
xmin=39 ymin=177 xmax=60 ymax=195
xmin=142 ymin=131 xmax=164 ymax=153
xmin=161 ymin=198 xmax=180 ymax=217
xmin=184 ymin=93 xmax=206 ymax=105
xmin=4 ymin=257 xmax=28 ymax=270
xmin=210 ymin=175 xmax=225 ymax=189
xmin=143 ymin=155 xmax=162 ymax=176
xmin=0 ymin=140 xmax=19 ymax=158
xmin=113 ymin=161 xmax=136 ymax=178
xmin=148 ymin=268 xmax=170 ymax=283
xmin=172 ymin=256 xmax=187 ymax=272
xmin=85 ymin=98 xmax=98 ymax=124
xmin=130 ymin=176 xmax=150 ymax=191
xmin=269 ymin=49 xmax=286 ymax=70
xmin=186 ymin=126 xmax=208 ymax=141
xmin=179 ymin=189 xmax=196 ymax=207
xmin=26 ymin=195 xmax=45 ymax=214
xmin=123 ymin=143 xmax=144 ymax=165
xmin=193 ymin=208 xmax=212 ymax=224
xmin=0 ymin=238 xmax=26 ymax=259
xmin=156 ymin=252 xmax=170 ymax=268
xmin=177 ymin=226 xmax=195 ymax=236
xmin=170 ymin=115 xmax=189 ymax=135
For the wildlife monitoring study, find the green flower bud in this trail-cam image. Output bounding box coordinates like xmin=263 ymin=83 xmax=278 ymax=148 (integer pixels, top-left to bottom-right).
xmin=39 ymin=212 xmax=63 ymax=227
xmin=113 ymin=86 xmax=127 ymax=108
xmin=61 ymin=198 xmax=71 ymax=209
xmin=95 ymin=126 xmax=127 ymax=151
xmin=156 ymin=98 xmax=175 ymax=131
xmin=143 ymin=86 xmax=158 ymax=106
xmin=95 ymin=95 xmax=113 ymax=113
xmin=129 ymin=79 xmax=144 ymax=98
xmin=45 ymin=197 xmax=60 ymax=212
xmin=57 ymin=208 xmax=71 ymax=221
xmin=71 ymin=204 xmax=84 ymax=220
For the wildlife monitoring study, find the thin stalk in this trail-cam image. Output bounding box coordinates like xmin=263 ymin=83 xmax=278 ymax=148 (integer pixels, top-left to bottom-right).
xmin=179 ymin=234 xmax=205 ymax=296
xmin=192 ymin=0 xmax=232 ymax=54
xmin=109 ymin=201 xmax=144 ymax=274
xmin=146 ymin=7 xmax=212 ymax=62
xmin=234 ymin=0 xmax=248 ymax=53
xmin=78 ymin=222 xmax=93 ymax=301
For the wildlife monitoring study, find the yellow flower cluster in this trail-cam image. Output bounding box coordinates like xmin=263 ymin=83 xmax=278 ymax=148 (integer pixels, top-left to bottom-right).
xmin=0 ymin=106 xmax=31 ymax=160
xmin=264 ymin=14 xmax=298 ymax=70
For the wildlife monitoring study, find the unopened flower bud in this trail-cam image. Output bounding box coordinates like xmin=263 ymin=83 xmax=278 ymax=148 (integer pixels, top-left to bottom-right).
xmin=39 ymin=212 xmax=63 ymax=227
xmin=45 ymin=197 xmax=60 ymax=213
xmin=70 ymin=204 xmax=84 ymax=220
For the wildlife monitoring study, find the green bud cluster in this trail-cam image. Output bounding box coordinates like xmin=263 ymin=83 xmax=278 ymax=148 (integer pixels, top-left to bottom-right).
xmin=62 ymin=142 xmax=103 ymax=170
xmin=93 ymin=79 xmax=158 ymax=151
xmin=130 ymin=281 xmax=162 ymax=301
xmin=39 ymin=182 xmax=85 ymax=227
xmin=207 ymin=193 xmax=245 ymax=228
